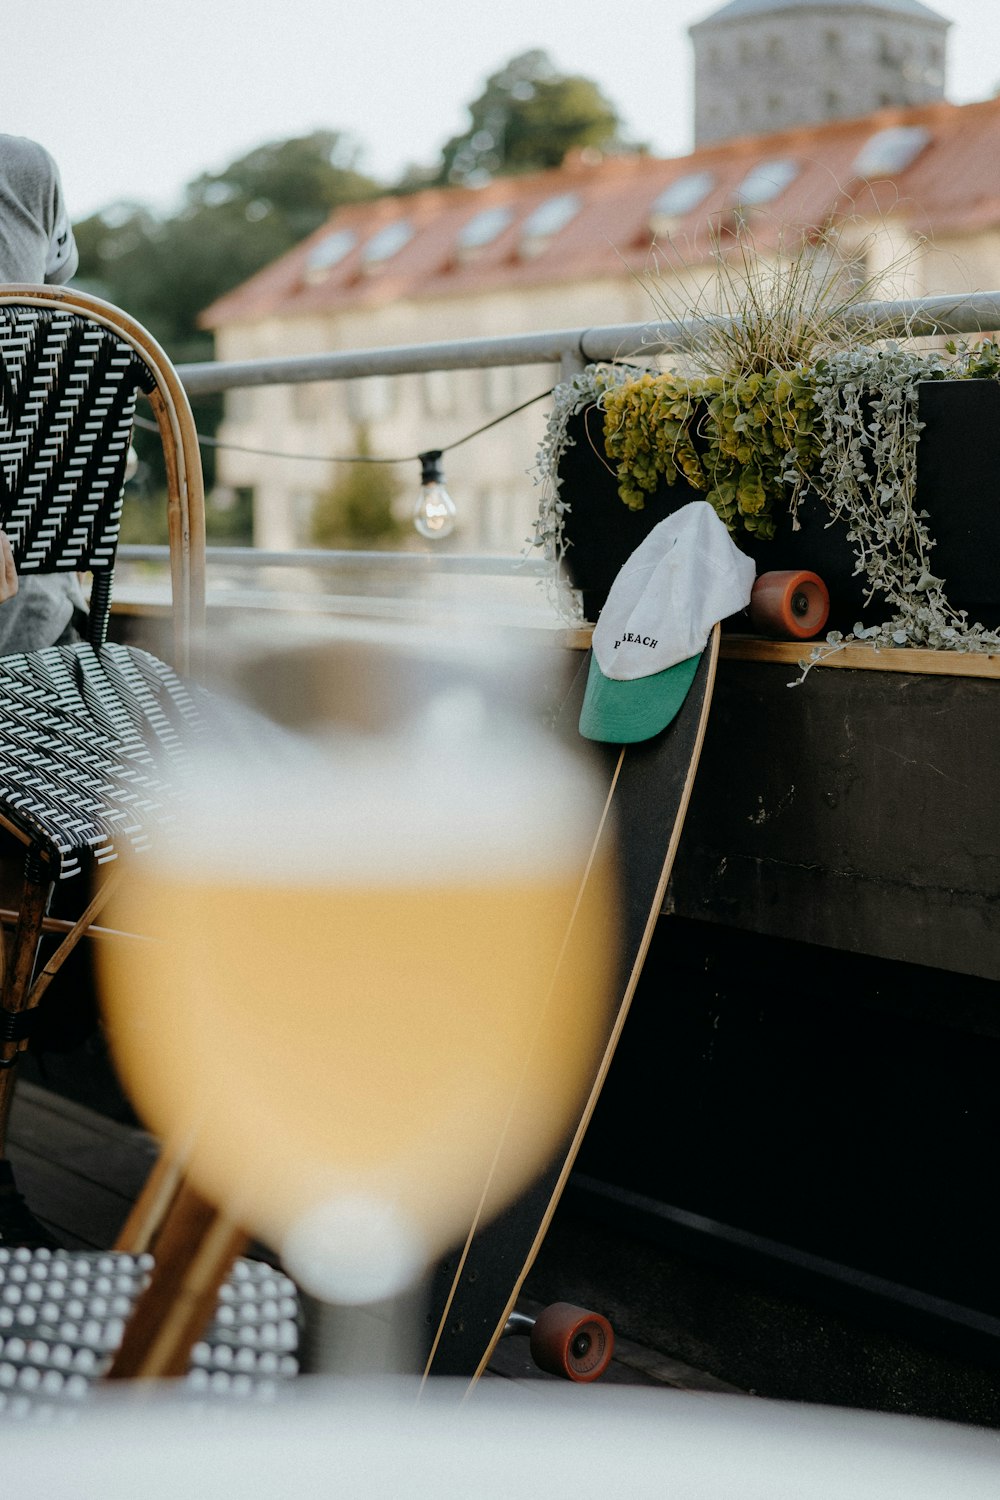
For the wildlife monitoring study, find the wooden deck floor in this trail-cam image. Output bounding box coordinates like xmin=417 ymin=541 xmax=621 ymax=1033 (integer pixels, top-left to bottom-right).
xmin=4 ymin=1080 xmax=735 ymax=1394
xmin=8 ymin=1082 xmax=158 ymax=1251
xmin=10 ymin=1078 xmax=1000 ymax=1423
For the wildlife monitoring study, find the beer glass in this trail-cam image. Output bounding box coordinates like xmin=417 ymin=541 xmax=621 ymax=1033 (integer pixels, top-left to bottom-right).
xmin=99 ymin=618 xmax=618 ymax=1364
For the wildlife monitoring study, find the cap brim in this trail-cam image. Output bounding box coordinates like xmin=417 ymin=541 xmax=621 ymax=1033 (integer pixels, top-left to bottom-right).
xmin=578 ymin=650 xmax=702 ymax=744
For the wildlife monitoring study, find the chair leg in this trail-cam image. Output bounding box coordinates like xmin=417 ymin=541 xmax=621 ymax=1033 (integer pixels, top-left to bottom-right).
xmin=0 ymin=853 xmax=52 ymax=1153
xmin=0 ymin=860 xmax=123 ymax=1154
xmin=105 ymin=1179 xmax=249 ymax=1380
xmin=113 ymin=1148 xmax=188 ymax=1256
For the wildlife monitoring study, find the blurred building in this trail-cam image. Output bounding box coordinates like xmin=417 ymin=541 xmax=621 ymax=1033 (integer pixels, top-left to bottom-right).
xmin=203 ymin=98 xmax=1000 ymax=555
xmin=690 ymin=0 xmax=949 ymax=145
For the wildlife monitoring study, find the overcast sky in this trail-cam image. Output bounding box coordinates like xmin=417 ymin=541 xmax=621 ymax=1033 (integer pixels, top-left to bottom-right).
xmin=4 ymin=0 xmax=998 ymax=220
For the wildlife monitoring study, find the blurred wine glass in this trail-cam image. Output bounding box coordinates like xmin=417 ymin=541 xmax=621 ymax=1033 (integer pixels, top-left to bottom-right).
xmin=98 ymin=618 xmax=618 ymax=1372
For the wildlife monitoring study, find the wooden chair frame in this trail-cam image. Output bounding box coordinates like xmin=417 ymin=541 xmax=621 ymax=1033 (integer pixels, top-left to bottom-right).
xmin=0 ymin=285 xmax=206 ymax=1140
xmin=0 ymin=284 xmax=206 ymax=672
xmin=0 ymin=288 xmax=257 ymax=1382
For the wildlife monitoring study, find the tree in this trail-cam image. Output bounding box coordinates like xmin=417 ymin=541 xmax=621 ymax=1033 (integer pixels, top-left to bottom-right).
xmin=74 ymin=131 xmax=381 ymax=366
xmin=311 ymin=428 xmax=403 ymax=548
xmin=437 ymin=50 xmax=638 ymax=186
xmin=72 ymin=132 xmax=382 ymax=514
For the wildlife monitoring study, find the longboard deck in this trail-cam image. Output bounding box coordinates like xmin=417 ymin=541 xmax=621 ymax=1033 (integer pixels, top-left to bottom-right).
xmin=422 ymin=623 xmax=721 ymax=1383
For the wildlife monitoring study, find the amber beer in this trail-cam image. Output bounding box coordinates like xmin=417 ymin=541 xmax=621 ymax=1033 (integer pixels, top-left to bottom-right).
xmin=99 ymin=632 xmax=617 ymax=1303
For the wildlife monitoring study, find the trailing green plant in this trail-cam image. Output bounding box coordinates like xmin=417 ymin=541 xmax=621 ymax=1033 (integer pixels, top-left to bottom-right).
xmin=530 ymin=361 xmax=634 ymax=608
xmin=534 ymin=340 xmax=1000 ymax=649
xmin=600 ymin=364 xmax=823 ymax=539
xmin=804 ymin=343 xmax=1000 ymax=654
xmin=596 ymin=221 xmax=912 ymax=542
xmin=531 ymin=222 xmax=1000 ymax=650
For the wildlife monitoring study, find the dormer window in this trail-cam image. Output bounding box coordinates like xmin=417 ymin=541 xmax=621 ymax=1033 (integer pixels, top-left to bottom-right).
xmin=303 ymin=229 xmax=356 ymax=282
xmin=850 ymin=125 xmax=930 ymax=179
xmin=734 ymin=158 xmax=799 ymax=207
xmin=361 ymin=220 xmax=414 ymax=268
xmin=519 ymin=193 xmax=581 ymax=256
xmin=649 ymin=172 xmax=715 ymax=234
xmin=456 ymin=205 xmax=514 ymax=256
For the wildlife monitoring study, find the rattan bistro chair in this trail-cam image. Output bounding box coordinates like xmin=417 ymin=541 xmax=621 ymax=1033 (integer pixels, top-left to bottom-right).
xmin=0 ymin=289 xmax=297 ymax=1391
xmin=0 ymin=284 xmax=206 ymax=1157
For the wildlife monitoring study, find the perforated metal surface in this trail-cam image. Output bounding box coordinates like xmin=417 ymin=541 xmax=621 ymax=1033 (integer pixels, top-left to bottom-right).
xmin=0 ymin=1248 xmax=299 ymax=1416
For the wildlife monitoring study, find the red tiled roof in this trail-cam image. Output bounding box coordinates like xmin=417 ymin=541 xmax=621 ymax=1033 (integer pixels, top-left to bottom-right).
xmin=201 ymin=95 xmax=1000 ymax=329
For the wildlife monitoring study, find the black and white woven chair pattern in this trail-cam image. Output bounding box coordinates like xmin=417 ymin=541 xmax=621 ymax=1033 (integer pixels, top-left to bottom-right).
xmin=0 ymin=305 xmax=148 ymax=596
xmin=0 ymin=287 xmax=206 ymax=1142
xmin=0 ymin=290 xmax=306 ymax=1397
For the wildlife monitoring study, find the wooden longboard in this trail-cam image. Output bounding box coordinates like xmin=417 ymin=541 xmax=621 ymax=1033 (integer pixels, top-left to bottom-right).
xmin=422 ymin=623 xmax=721 ymax=1384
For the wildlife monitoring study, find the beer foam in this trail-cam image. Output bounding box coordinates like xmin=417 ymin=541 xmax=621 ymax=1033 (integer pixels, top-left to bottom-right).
xmin=158 ymin=689 xmax=609 ymax=886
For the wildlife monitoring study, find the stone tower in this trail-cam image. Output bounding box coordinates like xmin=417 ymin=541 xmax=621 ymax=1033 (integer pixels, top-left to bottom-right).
xmin=689 ymin=0 xmax=950 ymax=145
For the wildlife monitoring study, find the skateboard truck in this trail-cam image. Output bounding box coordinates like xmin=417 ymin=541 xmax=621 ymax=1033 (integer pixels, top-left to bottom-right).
xmin=503 ymin=1302 xmax=615 ymax=1382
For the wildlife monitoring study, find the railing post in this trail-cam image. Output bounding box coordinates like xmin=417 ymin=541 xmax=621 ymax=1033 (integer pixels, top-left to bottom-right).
xmin=559 ymin=345 xmax=587 ymax=382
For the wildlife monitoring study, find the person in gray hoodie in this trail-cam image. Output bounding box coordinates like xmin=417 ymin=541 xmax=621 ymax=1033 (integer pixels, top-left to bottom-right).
xmin=0 ymin=133 xmax=87 ymax=650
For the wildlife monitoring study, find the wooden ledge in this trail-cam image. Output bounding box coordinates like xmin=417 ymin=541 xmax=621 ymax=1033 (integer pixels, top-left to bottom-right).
xmin=559 ymin=627 xmax=1000 ymax=680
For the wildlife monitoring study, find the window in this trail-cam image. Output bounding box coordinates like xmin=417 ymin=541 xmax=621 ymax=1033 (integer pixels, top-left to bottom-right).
xmin=824 ymin=29 xmax=841 ymax=55
xmin=851 ymin=126 xmax=930 ymax=179
xmin=650 ymin=172 xmax=715 ymax=221
xmin=292 ymin=491 xmax=319 ymax=545
xmin=346 ymin=376 xmax=395 ymax=423
xmin=304 ymin=230 xmax=356 ymax=281
xmin=361 ymin=220 xmax=414 ymax=267
xmin=422 ymin=369 xmax=455 ymax=418
xmin=291 ymin=384 xmax=327 ymax=423
xmin=457 ymin=205 xmax=513 ymax=253
xmin=481 ymin=365 xmax=517 ymax=413
xmin=224 ymin=388 xmax=255 ymax=424
xmin=520 ymin=193 xmax=581 ymax=255
xmin=734 ymin=159 xmax=799 ymax=207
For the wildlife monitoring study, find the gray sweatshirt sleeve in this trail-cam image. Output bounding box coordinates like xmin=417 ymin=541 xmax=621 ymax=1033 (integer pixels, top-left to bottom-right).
xmin=44 ymin=167 xmax=78 ymax=284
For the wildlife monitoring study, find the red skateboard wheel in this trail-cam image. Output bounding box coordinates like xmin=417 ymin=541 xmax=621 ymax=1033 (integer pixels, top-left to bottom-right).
xmin=749 ymin=569 xmax=830 ymax=639
xmin=529 ymin=1302 xmax=614 ymax=1382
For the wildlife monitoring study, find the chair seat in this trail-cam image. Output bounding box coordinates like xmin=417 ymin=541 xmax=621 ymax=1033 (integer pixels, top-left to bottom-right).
xmin=0 ymin=1247 xmax=299 ymax=1415
xmin=0 ymin=642 xmax=203 ymax=880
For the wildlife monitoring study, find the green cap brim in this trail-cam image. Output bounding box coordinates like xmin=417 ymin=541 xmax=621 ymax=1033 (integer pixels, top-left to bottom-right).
xmin=578 ymin=650 xmax=702 ymax=744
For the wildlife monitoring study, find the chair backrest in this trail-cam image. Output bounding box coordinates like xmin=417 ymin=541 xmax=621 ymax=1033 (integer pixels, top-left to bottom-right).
xmin=0 ymin=287 xmax=206 ymax=673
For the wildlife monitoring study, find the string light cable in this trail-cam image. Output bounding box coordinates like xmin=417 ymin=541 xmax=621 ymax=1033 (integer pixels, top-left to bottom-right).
xmin=132 ymin=384 xmax=557 ymax=540
xmin=131 ymin=386 xmax=555 ymax=467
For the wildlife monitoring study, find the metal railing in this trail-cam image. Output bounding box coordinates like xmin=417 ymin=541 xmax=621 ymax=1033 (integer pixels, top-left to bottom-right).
xmin=115 ymin=292 xmax=1000 ymax=618
xmin=173 ymin=292 xmax=1000 ymax=394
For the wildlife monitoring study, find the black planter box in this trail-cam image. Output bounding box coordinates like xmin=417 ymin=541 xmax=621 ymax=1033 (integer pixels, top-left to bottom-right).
xmin=557 ymin=381 xmax=1000 ymax=631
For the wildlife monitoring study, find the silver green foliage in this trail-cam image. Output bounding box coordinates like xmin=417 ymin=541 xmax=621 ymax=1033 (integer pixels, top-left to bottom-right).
xmin=532 ymin=346 xmax=1000 ymax=651
xmin=528 ymin=363 xmax=635 ymax=619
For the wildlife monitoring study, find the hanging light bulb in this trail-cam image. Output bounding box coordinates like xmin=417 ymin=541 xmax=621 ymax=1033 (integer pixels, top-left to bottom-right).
xmin=413 ymin=450 xmax=457 ymax=540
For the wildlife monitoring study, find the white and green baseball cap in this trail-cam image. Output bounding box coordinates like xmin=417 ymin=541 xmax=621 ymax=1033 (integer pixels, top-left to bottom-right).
xmin=579 ymin=501 xmax=755 ymax=744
